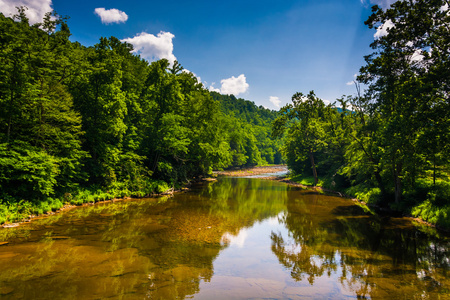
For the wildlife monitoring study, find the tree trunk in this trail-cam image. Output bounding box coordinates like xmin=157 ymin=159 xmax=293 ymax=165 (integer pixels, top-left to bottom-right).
xmin=394 ymin=163 xmax=402 ymax=204
xmin=7 ymin=89 xmax=14 ymax=144
xmin=433 ymin=155 xmax=436 ymax=187
xmin=7 ymin=116 xmax=11 ymax=144
xmin=309 ymin=148 xmax=318 ymax=186
xmin=152 ymin=152 xmax=160 ymax=172
xmin=374 ymin=170 xmax=386 ymax=198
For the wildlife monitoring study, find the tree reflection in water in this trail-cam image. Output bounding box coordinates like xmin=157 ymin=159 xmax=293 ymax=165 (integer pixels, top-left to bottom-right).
xmin=271 ymin=191 xmax=450 ymax=299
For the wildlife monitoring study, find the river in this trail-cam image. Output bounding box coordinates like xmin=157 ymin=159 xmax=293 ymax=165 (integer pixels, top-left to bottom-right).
xmin=0 ymin=177 xmax=448 ymax=299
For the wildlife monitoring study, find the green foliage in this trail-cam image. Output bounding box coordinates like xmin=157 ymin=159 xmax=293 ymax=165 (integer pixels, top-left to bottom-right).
xmin=345 ymin=186 xmax=381 ymax=204
xmin=272 ymin=1 xmax=450 ymax=228
xmin=359 ymin=0 xmax=450 ymax=204
xmin=0 ymin=143 xmax=59 ymax=200
xmin=273 ymin=91 xmax=333 ymax=186
xmin=211 ymin=92 xmax=282 ymax=167
xmin=289 ymin=174 xmax=323 ymax=187
xmin=412 ymin=201 xmax=450 ymax=229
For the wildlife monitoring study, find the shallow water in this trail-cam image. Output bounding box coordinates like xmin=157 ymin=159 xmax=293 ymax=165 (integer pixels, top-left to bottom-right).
xmin=0 ymin=177 xmax=448 ymax=299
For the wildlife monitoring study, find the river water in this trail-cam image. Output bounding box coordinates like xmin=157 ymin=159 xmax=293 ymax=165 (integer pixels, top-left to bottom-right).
xmin=0 ymin=177 xmax=448 ymax=299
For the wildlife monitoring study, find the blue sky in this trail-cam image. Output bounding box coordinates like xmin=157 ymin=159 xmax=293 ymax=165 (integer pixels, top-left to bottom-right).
xmin=1 ymin=0 xmax=396 ymax=109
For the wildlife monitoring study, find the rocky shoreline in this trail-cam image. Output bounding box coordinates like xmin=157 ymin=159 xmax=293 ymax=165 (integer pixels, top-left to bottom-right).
xmin=215 ymin=165 xmax=288 ymax=177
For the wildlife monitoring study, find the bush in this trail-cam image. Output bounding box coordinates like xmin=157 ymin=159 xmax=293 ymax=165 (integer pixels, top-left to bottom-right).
xmin=412 ymin=201 xmax=450 ymax=229
xmin=428 ymin=182 xmax=450 ymax=207
xmin=345 ymin=185 xmax=381 ymax=204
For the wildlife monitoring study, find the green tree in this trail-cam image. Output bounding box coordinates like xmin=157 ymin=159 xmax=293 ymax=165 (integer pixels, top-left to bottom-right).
xmin=0 ymin=10 xmax=86 ymax=200
xmin=273 ymin=91 xmax=328 ymax=186
xmin=360 ymin=0 xmax=450 ymax=203
xmin=69 ymin=37 xmax=129 ymax=185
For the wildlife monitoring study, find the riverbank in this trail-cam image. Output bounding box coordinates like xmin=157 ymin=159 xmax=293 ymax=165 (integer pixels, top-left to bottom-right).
xmin=220 ymin=166 xmax=449 ymax=234
xmin=0 ymin=183 xmax=183 ymax=228
xmin=215 ymin=165 xmax=288 ymax=177
xmin=279 ymin=176 xmax=449 ymax=233
xmin=279 ymin=177 xmax=449 ymax=234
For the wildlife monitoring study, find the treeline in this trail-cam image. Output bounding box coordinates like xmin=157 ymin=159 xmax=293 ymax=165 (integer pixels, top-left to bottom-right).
xmin=0 ymin=9 xmax=280 ymax=223
xmin=273 ymin=1 xmax=450 ymax=228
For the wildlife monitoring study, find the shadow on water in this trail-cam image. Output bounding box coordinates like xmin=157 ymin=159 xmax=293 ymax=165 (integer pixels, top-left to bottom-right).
xmin=330 ymin=204 xmax=370 ymax=216
xmin=0 ymin=177 xmax=448 ymax=299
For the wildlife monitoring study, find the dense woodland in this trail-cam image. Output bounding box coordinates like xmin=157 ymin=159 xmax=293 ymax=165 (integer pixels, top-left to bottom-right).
xmin=273 ymin=0 xmax=450 ymax=228
xmin=0 ymin=9 xmax=280 ymax=223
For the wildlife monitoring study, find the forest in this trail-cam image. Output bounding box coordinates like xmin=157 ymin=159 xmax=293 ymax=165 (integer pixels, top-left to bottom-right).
xmin=0 ymin=8 xmax=280 ymax=224
xmin=273 ymin=0 xmax=450 ymax=229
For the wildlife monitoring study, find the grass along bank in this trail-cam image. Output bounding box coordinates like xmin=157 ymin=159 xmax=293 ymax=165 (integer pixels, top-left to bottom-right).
xmin=0 ymin=180 xmax=172 ymax=226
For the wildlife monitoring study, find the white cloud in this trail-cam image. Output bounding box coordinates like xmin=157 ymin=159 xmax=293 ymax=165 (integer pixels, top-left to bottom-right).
xmin=405 ymin=41 xmax=426 ymax=64
xmin=209 ymin=83 xmax=221 ymax=93
xmin=322 ymin=99 xmax=332 ymax=106
xmin=362 ymin=0 xmax=397 ymax=9
xmin=94 ymin=8 xmax=128 ymax=24
xmin=269 ymin=96 xmax=281 ymax=108
xmin=410 ymin=49 xmax=424 ymax=62
xmin=346 ymin=73 xmax=358 ymax=86
xmin=208 ymin=75 xmax=249 ymax=95
xmin=219 ymin=74 xmax=249 ymax=95
xmin=374 ymin=19 xmax=394 ymax=39
xmin=121 ymin=31 xmax=176 ymax=66
xmin=0 ymin=0 xmax=52 ymax=24
xmin=220 ymin=229 xmax=248 ymax=248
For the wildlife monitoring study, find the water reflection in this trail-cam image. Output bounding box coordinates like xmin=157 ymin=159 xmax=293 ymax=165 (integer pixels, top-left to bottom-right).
xmin=0 ymin=177 xmax=448 ymax=299
xmin=271 ymin=191 xmax=450 ymax=299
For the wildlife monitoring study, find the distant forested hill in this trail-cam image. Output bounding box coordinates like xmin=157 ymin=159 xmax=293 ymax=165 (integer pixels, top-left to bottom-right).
xmin=210 ymin=92 xmax=277 ymax=126
xmin=210 ymin=92 xmax=283 ymax=166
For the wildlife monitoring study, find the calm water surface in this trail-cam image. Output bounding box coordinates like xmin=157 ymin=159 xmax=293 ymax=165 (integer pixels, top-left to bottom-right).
xmin=0 ymin=177 xmax=448 ymax=299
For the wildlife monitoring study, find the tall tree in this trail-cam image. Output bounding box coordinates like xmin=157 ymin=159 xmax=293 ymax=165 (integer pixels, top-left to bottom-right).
xmin=273 ymin=91 xmax=327 ymax=186
xmin=360 ymin=0 xmax=450 ymax=203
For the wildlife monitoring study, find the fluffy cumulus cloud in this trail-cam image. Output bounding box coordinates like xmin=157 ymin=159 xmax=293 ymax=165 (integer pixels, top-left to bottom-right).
xmin=0 ymin=0 xmax=52 ymax=24
xmin=269 ymin=96 xmax=281 ymax=108
xmin=214 ymin=74 xmax=249 ymax=95
xmin=374 ymin=19 xmax=394 ymax=39
xmin=94 ymin=8 xmax=128 ymax=24
xmin=121 ymin=31 xmax=176 ymax=65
